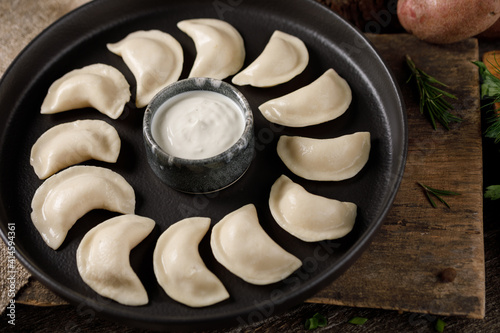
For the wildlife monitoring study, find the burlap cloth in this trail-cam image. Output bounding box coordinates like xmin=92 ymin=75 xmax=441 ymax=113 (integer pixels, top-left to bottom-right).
xmin=0 ymin=0 xmax=91 ymax=313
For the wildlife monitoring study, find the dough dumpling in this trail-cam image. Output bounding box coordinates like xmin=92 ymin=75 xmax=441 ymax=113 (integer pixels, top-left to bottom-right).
xmin=31 ymin=166 xmax=135 ymax=250
xmin=107 ymin=30 xmax=184 ymax=108
xmin=277 ymin=132 xmax=371 ymax=181
xmin=210 ymin=204 xmax=301 ymax=285
xmin=258 ymin=68 xmax=352 ymax=127
xmin=232 ymin=30 xmax=308 ymax=87
xmin=30 ymin=120 xmax=121 ymax=179
xmin=269 ymin=175 xmax=357 ymax=242
xmin=40 ymin=63 xmax=130 ymax=119
xmin=153 ymin=217 xmax=229 ymax=307
xmin=77 ymin=214 xmax=155 ymax=306
xmin=177 ymin=18 xmax=245 ymax=80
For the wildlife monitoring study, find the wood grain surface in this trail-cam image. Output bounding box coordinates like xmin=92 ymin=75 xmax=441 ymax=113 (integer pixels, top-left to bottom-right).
xmin=310 ymin=34 xmax=485 ymax=319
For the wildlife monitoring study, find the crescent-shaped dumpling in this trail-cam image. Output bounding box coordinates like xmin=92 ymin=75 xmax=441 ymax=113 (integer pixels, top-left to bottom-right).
xmin=31 ymin=166 xmax=135 ymax=250
xmin=232 ymin=30 xmax=308 ymax=87
xmin=107 ymin=30 xmax=184 ymax=108
xmin=40 ymin=63 xmax=130 ymax=119
xmin=277 ymin=132 xmax=371 ymax=181
xmin=30 ymin=120 xmax=121 ymax=179
xmin=258 ymin=68 xmax=352 ymax=127
xmin=77 ymin=214 xmax=155 ymax=306
xmin=177 ymin=18 xmax=245 ymax=80
xmin=153 ymin=217 xmax=229 ymax=307
xmin=210 ymin=204 xmax=301 ymax=285
xmin=269 ymin=175 xmax=357 ymax=242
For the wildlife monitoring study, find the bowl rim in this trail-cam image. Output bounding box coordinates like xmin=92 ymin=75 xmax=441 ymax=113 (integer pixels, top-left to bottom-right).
xmin=143 ymin=77 xmax=254 ymax=166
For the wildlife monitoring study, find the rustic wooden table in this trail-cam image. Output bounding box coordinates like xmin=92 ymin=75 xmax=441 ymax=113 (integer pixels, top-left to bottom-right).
xmin=1 ymin=1 xmax=499 ymax=332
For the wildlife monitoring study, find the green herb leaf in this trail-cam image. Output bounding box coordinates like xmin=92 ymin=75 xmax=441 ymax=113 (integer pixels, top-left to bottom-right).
xmin=484 ymin=185 xmax=500 ymax=200
xmin=406 ymin=55 xmax=461 ymax=130
xmin=305 ymin=317 xmax=318 ymax=330
xmin=305 ymin=313 xmax=327 ymax=330
xmin=314 ymin=313 xmax=327 ymax=327
xmin=348 ymin=317 xmax=368 ymax=325
xmin=435 ymin=318 xmax=447 ymax=332
xmin=418 ymin=182 xmax=461 ymax=208
xmin=472 ymin=60 xmax=500 ymax=143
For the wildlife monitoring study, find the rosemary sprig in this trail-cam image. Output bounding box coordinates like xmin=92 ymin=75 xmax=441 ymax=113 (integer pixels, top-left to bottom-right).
xmin=472 ymin=59 xmax=500 ymax=143
xmin=417 ymin=182 xmax=461 ymax=208
xmin=406 ymin=55 xmax=462 ymax=130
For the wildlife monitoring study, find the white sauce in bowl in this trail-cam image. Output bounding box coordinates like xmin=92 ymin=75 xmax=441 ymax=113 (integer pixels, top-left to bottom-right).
xmin=152 ymin=90 xmax=245 ymax=160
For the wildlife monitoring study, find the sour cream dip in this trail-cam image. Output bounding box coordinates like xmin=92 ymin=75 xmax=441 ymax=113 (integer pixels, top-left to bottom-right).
xmin=152 ymin=90 xmax=245 ymax=160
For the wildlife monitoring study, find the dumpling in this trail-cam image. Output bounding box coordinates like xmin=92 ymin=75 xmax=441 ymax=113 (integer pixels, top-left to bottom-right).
xmin=30 ymin=120 xmax=121 ymax=179
xmin=77 ymin=214 xmax=155 ymax=306
xmin=269 ymin=175 xmax=357 ymax=242
xmin=277 ymin=132 xmax=371 ymax=181
xmin=153 ymin=217 xmax=229 ymax=307
xmin=177 ymin=18 xmax=245 ymax=80
xmin=31 ymin=165 xmax=135 ymax=250
xmin=40 ymin=63 xmax=130 ymax=119
xmin=258 ymin=68 xmax=352 ymax=127
xmin=210 ymin=204 xmax=301 ymax=285
xmin=232 ymin=30 xmax=308 ymax=87
xmin=107 ymin=30 xmax=184 ymax=108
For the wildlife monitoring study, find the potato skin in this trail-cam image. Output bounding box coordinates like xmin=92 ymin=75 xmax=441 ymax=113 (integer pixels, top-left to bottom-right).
xmin=478 ymin=17 xmax=500 ymax=39
xmin=397 ymin=0 xmax=500 ymax=44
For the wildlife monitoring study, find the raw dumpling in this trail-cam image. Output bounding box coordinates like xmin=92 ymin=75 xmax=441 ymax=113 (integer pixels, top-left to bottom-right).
xmin=40 ymin=63 xmax=130 ymax=119
xmin=77 ymin=214 xmax=155 ymax=306
xmin=232 ymin=30 xmax=308 ymax=87
xmin=277 ymin=132 xmax=371 ymax=181
xmin=31 ymin=165 xmax=135 ymax=250
xmin=258 ymin=68 xmax=352 ymax=127
xmin=30 ymin=120 xmax=121 ymax=179
xmin=210 ymin=204 xmax=301 ymax=285
xmin=153 ymin=217 xmax=229 ymax=307
xmin=177 ymin=18 xmax=245 ymax=80
xmin=107 ymin=30 xmax=184 ymax=108
xmin=269 ymin=175 xmax=357 ymax=242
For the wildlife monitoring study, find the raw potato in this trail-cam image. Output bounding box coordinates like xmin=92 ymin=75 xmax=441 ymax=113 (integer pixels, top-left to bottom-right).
xmin=397 ymin=0 xmax=500 ymax=44
xmin=478 ymin=18 xmax=500 ymax=39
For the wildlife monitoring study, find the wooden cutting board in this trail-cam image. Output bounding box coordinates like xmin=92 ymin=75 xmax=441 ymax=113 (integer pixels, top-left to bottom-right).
xmin=14 ymin=34 xmax=484 ymax=319
xmin=308 ymin=34 xmax=485 ymax=319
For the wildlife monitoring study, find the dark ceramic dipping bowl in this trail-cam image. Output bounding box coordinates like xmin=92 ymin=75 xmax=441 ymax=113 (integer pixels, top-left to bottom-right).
xmin=143 ymin=77 xmax=255 ymax=193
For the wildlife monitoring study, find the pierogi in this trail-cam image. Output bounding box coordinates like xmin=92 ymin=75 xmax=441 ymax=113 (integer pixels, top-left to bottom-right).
xmin=258 ymin=68 xmax=352 ymax=127
xmin=40 ymin=63 xmax=130 ymax=119
xmin=153 ymin=217 xmax=229 ymax=307
xmin=232 ymin=30 xmax=308 ymax=87
xmin=177 ymin=18 xmax=245 ymax=80
xmin=77 ymin=214 xmax=155 ymax=306
xmin=30 ymin=120 xmax=121 ymax=179
xmin=210 ymin=204 xmax=301 ymax=285
xmin=31 ymin=166 xmax=135 ymax=250
xmin=107 ymin=30 xmax=184 ymax=108
xmin=277 ymin=132 xmax=371 ymax=181
xmin=269 ymin=175 xmax=357 ymax=242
